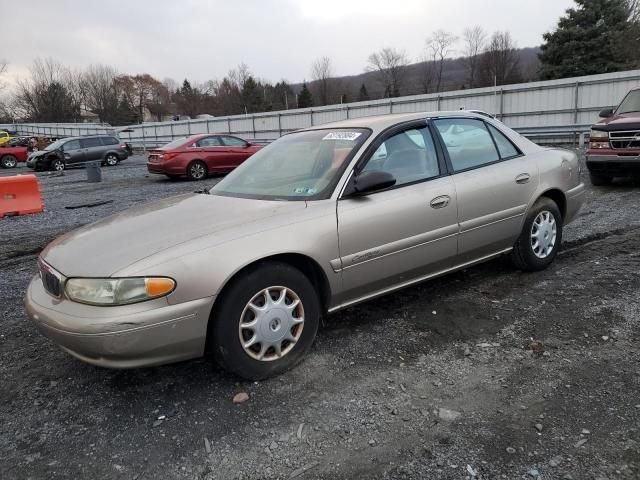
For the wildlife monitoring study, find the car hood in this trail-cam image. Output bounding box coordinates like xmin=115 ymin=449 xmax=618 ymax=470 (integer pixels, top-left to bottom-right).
xmin=41 ymin=193 xmax=308 ymax=277
xmin=593 ymin=112 xmax=640 ymax=131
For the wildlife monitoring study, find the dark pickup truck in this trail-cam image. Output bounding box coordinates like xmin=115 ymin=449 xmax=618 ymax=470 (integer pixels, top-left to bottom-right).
xmin=587 ymin=87 xmax=640 ymax=185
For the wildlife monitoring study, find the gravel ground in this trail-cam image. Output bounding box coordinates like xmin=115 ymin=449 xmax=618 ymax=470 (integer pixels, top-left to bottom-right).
xmin=1 ymin=154 xmax=639 ymax=479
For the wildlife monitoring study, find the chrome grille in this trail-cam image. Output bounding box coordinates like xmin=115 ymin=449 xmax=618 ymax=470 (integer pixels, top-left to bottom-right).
xmin=609 ymin=130 xmax=640 ymax=149
xmin=39 ymin=261 xmax=62 ymax=297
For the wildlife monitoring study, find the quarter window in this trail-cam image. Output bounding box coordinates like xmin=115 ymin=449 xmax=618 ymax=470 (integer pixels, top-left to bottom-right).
xmin=434 ymin=118 xmax=499 ymax=172
xmin=101 ymin=136 xmax=119 ymax=145
xmin=361 ymin=126 xmax=440 ymax=186
xmin=488 ymin=124 xmax=519 ymax=159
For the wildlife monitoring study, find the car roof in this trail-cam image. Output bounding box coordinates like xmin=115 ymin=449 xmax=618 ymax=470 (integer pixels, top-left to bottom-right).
xmin=303 ymin=110 xmax=496 ymax=135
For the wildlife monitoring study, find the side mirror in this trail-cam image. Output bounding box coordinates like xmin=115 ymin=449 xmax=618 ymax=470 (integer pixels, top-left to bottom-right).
xmin=599 ymin=108 xmax=614 ymax=118
xmin=347 ymin=170 xmax=396 ymax=196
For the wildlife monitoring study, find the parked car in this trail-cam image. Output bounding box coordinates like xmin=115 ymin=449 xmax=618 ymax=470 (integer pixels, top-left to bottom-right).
xmin=0 ymin=146 xmax=29 ymax=168
xmin=27 ymin=135 xmax=129 ymax=171
xmin=147 ymin=134 xmax=264 ymax=180
xmin=587 ymin=87 xmax=640 ymax=185
xmin=26 ymin=111 xmax=585 ymax=379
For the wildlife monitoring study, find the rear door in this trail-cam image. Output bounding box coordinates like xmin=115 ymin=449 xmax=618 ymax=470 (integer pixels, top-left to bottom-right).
xmin=433 ymin=117 xmax=538 ymax=263
xmin=220 ymin=135 xmax=253 ymax=168
xmin=336 ymin=123 xmax=459 ymax=303
xmin=62 ymin=139 xmax=85 ymax=164
xmin=193 ymin=136 xmax=230 ymax=171
xmin=79 ymin=137 xmax=105 ymax=162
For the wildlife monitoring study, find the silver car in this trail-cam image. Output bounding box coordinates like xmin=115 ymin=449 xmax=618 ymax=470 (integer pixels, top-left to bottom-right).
xmin=25 ymin=112 xmax=585 ymax=379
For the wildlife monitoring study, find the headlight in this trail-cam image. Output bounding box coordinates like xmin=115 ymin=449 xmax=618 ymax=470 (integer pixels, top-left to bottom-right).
xmin=65 ymin=277 xmax=176 ymax=305
xmin=589 ymin=130 xmax=608 ymax=139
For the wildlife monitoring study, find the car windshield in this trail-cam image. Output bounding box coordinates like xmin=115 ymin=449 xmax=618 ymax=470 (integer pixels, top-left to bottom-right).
xmin=616 ymin=90 xmax=640 ymax=115
xmin=161 ymin=137 xmax=188 ymax=149
xmin=44 ymin=140 xmax=65 ymax=151
xmin=210 ymin=128 xmax=369 ymax=200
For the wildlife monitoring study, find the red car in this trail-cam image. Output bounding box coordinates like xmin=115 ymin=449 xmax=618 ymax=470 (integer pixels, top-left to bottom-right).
xmin=0 ymin=146 xmax=29 ymax=169
xmin=147 ymin=134 xmax=264 ymax=180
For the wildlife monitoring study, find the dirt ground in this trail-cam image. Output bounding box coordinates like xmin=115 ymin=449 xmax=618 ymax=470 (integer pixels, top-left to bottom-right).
xmin=1 ymin=155 xmax=639 ymax=479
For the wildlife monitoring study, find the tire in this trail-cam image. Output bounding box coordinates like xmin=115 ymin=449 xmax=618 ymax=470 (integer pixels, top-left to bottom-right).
xmin=50 ymin=159 xmax=65 ymax=172
xmin=209 ymin=261 xmax=321 ymax=380
xmin=589 ymin=172 xmax=611 ymax=186
xmin=511 ymin=197 xmax=563 ymax=272
xmin=0 ymin=155 xmax=17 ymax=168
xmin=104 ymin=153 xmax=119 ymax=167
xmin=186 ymin=160 xmax=207 ymax=181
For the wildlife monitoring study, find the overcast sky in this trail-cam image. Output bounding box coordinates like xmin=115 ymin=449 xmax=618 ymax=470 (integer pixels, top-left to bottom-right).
xmin=4 ymin=0 xmax=574 ymax=87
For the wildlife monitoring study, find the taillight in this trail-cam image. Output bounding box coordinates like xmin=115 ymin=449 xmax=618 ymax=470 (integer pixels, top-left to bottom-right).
xmin=159 ymin=152 xmax=177 ymax=161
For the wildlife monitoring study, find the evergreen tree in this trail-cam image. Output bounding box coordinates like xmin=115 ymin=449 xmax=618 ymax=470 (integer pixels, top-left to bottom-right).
xmin=357 ymin=83 xmax=369 ymax=101
xmin=297 ymin=82 xmax=313 ymax=108
xmin=539 ymin=0 xmax=635 ymax=79
xmin=114 ymin=95 xmax=139 ymax=125
xmin=241 ymin=76 xmax=263 ymax=113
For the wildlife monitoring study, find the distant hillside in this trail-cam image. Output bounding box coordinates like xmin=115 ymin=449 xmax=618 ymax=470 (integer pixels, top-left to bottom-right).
xmin=294 ymin=47 xmax=541 ymax=103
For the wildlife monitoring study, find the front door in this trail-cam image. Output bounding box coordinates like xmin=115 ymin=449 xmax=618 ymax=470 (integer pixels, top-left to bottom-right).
xmin=433 ymin=117 xmax=539 ymax=262
xmin=62 ymin=139 xmax=85 ymax=164
xmin=336 ymin=123 xmax=459 ymax=304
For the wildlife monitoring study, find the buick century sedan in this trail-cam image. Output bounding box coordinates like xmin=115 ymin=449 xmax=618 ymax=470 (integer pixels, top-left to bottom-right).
xmin=26 ymin=111 xmax=585 ymax=379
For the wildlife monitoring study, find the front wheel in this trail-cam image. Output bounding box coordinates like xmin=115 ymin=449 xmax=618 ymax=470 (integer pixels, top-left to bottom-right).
xmin=209 ymin=261 xmax=321 ymax=380
xmin=105 ymin=154 xmax=119 ymax=166
xmin=0 ymin=155 xmax=17 ymax=168
xmin=511 ymin=197 xmax=563 ymax=271
xmin=50 ymin=159 xmax=65 ymax=172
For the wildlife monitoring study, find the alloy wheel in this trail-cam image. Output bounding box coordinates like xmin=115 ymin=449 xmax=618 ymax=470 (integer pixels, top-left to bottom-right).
xmin=105 ymin=155 xmax=118 ymax=166
xmin=190 ymin=163 xmax=206 ymax=179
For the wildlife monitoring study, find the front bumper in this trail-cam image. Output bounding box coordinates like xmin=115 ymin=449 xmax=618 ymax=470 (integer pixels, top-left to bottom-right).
xmin=25 ymin=274 xmax=214 ymax=368
xmin=586 ymin=154 xmax=640 ymax=176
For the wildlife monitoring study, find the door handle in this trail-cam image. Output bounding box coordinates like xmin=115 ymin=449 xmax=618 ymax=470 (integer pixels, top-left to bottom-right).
xmin=515 ymin=173 xmax=531 ymax=184
xmin=430 ymin=195 xmax=450 ymax=209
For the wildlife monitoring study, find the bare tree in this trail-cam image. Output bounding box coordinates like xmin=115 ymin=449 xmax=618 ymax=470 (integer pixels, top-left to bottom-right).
xmin=478 ymin=31 xmax=521 ymax=87
xmin=14 ymin=58 xmax=82 ymax=122
xmin=83 ymin=64 xmax=119 ymax=123
xmin=366 ymin=47 xmax=409 ymax=98
xmin=462 ymin=26 xmax=487 ymax=88
xmin=310 ymin=56 xmax=335 ymax=105
xmin=426 ymin=30 xmax=458 ymax=92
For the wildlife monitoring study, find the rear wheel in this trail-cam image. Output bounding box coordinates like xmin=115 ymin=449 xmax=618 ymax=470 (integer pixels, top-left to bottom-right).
xmin=186 ymin=160 xmax=207 ymax=181
xmin=589 ymin=172 xmax=611 ymax=186
xmin=104 ymin=154 xmax=119 ymax=166
xmin=209 ymin=261 xmax=321 ymax=380
xmin=511 ymin=197 xmax=562 ymax=271
xmin=0 ymin=155 xmax=17 ymax=168
xmin=50 ymin=159 xmax=65 ymax=172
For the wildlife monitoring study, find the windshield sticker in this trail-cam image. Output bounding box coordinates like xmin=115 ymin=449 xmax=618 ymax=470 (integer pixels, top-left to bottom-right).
xmin=322 ymin=131 xmax=361 ymax=141
xmin=293 ymin=187 xmax=317 ymax=194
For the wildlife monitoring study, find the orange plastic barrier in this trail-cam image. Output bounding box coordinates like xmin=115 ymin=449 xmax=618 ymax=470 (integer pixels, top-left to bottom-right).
xmin=0 ymin=174 xmax=44 ymax=218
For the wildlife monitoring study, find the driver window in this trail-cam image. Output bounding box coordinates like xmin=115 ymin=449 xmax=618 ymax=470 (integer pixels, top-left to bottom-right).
xmin=64 ymin=140 xmax=81 ymax=151
xmin=361 ymin=126 xmax=439 ymax=186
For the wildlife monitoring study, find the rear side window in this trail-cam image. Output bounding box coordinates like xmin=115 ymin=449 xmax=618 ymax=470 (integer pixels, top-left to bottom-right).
xmin=100 ymin=136 xmax=119 ymax=145
xmin=196 ymin=136 xmax=221 ymax=147
xmin=220 ymin=136 xmax=248 ymax=147
xmin=487 ymin=124 xmax=519 ymax=159
xmin=434 ymin=118 xmax=499 ymax=172
xmin=80 ymin=137 xmax=103 ymax=148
